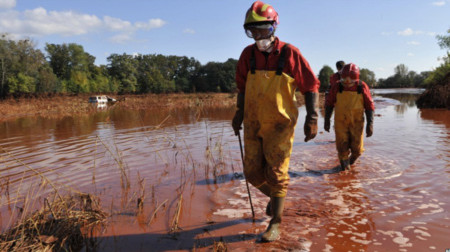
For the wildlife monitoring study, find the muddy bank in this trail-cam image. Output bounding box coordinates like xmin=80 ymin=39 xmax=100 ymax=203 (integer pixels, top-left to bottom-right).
xmin=0 ymin=92 xmax=323 ymax=123
xmin=416 ymin=73 xmax=450 ymax=109
xmin=0 ymin=93 xmax=233 ymax=122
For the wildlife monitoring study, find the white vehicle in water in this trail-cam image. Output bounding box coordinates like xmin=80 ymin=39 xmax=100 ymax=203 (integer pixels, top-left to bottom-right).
xmin=88 ymin=95 xmax=108 ymax=104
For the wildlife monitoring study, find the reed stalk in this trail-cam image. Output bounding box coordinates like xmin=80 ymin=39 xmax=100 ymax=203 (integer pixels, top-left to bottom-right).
xmin=0 ymin=147 xmax=65 ymax=207
xmin=169 ymin=194 xmax=183 ymax=234
xmin=147 ymin=199 xmax=168 ymax=226
xmin=96 ymin=136 xmax=130 ymax=189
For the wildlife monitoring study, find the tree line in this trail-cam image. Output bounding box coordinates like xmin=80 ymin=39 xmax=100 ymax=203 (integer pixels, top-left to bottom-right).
xmin=318 ymin=29 xmax=450 ymax=90
xmin=1 ymin=29 xmax=448 ymax=98
xmin=0 ymin=34 xmax=237 ymax=98
xmin=318 ymin=64 xmax=430 ymax=91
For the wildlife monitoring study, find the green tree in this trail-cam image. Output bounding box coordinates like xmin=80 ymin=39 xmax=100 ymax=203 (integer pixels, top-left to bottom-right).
xmin=89 ymin=65 xmax=110 ymax=92
xmin=107 ymin=53 xmax=138 ymax=93
xmin=7 ymin=73 xmax=35 ymax=93
xmin=360 ymin=68 xmax=377 ymax=88
xmin=173 ymin=56 xmax=201 ymax=92
xmin=45 ymin=43 xmax=70 ymax=80
xmin=0 ymin=35 xmax=49 ymax=97
xmin=377 ymin=64 xmax=429 ymax=88
xmin=0 ymin=35 xmax=14 ymax=97
xmin=318 ymin=65 xmax=334 ymax=92
xmin=218 ymin=58 xmax=237 ymax=92
xmin=46 ymin=43 xmax=97 ymax=93
xmin=135 ymin=54 xmax=176 ymax=93
xmin=394 ymin=64 xmax=408 ymax=78
xmin=436 ymin=28 xmax=450 ymax=52
xmin=425 ymin=28 xmax=450 ymax=85
xmin=191 ymin=59 xmax=237 ymax=92
xmin=37 ymin=65 xmax=59 ymax=93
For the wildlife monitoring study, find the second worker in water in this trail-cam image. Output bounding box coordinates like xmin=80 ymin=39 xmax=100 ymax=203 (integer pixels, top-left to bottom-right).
xmin=324 ymin=63 xmax=375 ymax=170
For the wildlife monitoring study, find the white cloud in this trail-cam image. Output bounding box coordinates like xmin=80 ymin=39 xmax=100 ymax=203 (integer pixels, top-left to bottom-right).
xmin=432 ymin=1 xmax=446 ymax=6
xmin=0 ymin=6 xmax=166 ymax=41
xmin=398 ymin=28 xmax=414 ymax=36
xmin=407 ymin=53 xmax=414 ymax=57
xmin=108 ymin=33 xmax=133 ymax=44
xmin=103 ymin=16 xmax=132 ymax=31
xmin=407 ymin=41 xmax=420 ymax=45
xmin=135 ymin=19 xmax=166 ymax=30
xmin=183 ymin=28 xmax=195 ymax=34
xmin=0 ymin=0 xmax=15 ymax=9
xmin=23 ymin=8 xmax=102 ymax=36
xmin=397 ymin=28 xmax=435 ymax=37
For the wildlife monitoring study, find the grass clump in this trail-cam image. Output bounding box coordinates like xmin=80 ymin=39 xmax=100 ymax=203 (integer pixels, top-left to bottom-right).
xmin=0 ymin=193 xmax=107 ymax=251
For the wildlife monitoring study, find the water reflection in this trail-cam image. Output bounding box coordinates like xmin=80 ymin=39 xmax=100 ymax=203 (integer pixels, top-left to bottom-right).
xmin=372 ymin=90 xmax=423 ymax=115
xmin=376 ymin=93 xmax=418 ymax=106
xmin=0 ymin=107 xmax=235 ymax=145
xmin=419 ymin=109 xmax=450 ymax=129
xmin=0 ymin=89 xmax=448 ymax=250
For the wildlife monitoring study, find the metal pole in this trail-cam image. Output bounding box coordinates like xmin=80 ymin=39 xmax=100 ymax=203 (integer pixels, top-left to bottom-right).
xmin=237 ymin=132 xmax=255 ymax=220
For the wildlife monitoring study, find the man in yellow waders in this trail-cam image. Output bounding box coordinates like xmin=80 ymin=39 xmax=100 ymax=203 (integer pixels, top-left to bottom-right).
xmin=232 ymin=1 xmax=320 ymax=242
xmin=324 ymin=63 xmax=375 ymax=170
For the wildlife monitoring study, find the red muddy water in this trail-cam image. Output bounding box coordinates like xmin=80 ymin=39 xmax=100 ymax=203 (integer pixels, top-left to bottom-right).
xmin=0 ymin=89 xmax=448 ymax=251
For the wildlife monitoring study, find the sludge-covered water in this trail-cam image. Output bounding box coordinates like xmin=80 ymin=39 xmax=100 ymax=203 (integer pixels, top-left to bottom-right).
xmin=0 ymin=89 xmax=448 ymax=251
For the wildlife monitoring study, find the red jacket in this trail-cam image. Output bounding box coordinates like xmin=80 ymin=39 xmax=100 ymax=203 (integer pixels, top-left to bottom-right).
xmin=325 ymin=81 xmax=375 ymax=111
xmin=329 ymin=72 xmax=341 ymax=86
xmin=235 ymin=37 xmax=320 ymax=94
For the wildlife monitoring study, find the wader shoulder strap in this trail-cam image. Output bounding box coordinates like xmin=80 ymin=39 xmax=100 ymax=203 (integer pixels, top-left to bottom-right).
xmin=276 ymin=44 xmax=289 ymax=75
xmin=357 ymin=80 xmax=362 ymax=94
xmin=339 ymin=81 xmax=362 ymax=93
xmin=250 ymin=47 xmax=256 ymax=74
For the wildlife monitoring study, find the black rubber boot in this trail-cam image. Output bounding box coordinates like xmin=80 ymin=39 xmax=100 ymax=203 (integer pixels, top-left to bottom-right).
xmin=261 ymin=197 xmax=285 ymax=242
xmin=256 ymin=183 xmax=272 ymax=216
xmin=266 ymin=200 xmax=272 ymax=217
xmin=349 ymin=154 xmax=360 ymax=165
xmin=340 ymin=159 xmax=350 ymax=170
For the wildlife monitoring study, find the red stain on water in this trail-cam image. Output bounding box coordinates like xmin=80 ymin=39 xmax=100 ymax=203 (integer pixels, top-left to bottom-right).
xmin=0 ymin=91 xmax=449 ymax=251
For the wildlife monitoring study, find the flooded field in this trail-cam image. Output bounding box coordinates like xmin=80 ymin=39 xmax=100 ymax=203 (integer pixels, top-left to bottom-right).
xmin=0 ymin=89 xmax=448 ymax=251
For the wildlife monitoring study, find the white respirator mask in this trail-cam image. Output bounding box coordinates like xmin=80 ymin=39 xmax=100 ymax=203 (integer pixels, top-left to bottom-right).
xmin=255 ymin=37 xmax=274 ymax=52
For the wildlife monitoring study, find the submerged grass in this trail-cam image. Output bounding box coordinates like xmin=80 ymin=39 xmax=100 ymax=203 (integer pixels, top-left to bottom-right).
xmin=0 ymin=91 xmax=279 ymax=250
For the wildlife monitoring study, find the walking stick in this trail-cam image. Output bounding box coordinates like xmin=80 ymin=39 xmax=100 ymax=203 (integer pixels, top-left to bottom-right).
xmin=237 ymin=131 xmax=255 ymax=220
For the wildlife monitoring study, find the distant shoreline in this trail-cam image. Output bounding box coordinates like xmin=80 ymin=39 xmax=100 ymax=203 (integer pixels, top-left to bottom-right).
xmin=0 ymin=92 xmax=326 ymax=123
xmin=0 ymin=93 xmax=233 ymax=123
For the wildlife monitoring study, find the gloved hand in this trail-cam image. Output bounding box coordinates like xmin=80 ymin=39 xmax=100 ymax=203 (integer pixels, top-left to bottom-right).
xmin=365 ymin=110 xmax=374 ymax=137
xmin=232 ymin=110 xmax=244 ymax=135
xmin=304 ymin=92 xmax=318 ymax=142
xmin=232 ymin=93 xmax=245 ymax=136
xmin=324 ymin=106 xmax=334 ymax=132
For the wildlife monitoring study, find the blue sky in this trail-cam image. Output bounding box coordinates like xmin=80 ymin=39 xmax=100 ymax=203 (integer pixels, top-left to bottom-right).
xmin=0 ymin=0 xmax=449 ymax=79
